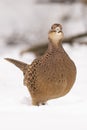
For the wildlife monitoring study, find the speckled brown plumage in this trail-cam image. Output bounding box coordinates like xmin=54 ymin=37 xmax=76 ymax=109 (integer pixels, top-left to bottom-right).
xmin=5 ymin=23 xmax=76 ymax=106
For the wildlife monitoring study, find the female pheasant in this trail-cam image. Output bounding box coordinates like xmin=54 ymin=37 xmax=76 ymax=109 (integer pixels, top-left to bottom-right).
xmin=5 ymin=23 xmax=76 ymax=106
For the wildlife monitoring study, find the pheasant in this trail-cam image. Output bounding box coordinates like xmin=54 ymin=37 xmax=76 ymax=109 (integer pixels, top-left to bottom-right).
xmin=5 ymin=23 xmax=76 ymax=106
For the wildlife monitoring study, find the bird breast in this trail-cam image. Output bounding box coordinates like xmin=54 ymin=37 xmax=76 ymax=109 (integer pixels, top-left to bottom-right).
xmin=35 ymin=52 xmax=76 ymax=98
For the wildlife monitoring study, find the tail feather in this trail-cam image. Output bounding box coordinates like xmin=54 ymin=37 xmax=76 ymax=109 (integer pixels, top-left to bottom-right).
xmin=5 ymin=58 xmax=28 ymax=72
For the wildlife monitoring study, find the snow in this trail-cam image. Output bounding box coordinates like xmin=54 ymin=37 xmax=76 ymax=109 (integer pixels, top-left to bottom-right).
xmin=0 ymin=44 xmax=87 ymax=130
xmin=0 ymin=1 xmax=87 ymax=130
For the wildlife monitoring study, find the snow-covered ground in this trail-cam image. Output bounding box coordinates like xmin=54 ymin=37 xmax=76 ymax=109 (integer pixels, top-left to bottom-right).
xmin=0 ymin=1 xmax=87 ymax=130
xmin=0 ymin=43 xmax=87 ymax=130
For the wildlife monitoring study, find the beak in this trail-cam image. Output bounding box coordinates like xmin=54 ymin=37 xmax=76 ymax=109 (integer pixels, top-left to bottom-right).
xmin=55 ymin=27 xmax=62 ymax=33
xmin=49 ymin=27 xmax=62 ymax=34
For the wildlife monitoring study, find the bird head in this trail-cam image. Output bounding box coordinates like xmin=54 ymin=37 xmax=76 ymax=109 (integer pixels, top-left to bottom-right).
xmin=48 ymin=24 xmax=64 ymax=45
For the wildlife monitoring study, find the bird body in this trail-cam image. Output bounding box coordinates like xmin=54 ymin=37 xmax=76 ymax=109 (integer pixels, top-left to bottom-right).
xmin=5 ymin=24 xmax=76 ymax=105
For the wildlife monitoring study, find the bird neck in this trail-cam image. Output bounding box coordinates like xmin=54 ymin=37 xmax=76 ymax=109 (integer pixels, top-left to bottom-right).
xmin=48 ymin=39 xmax=63 ymax=51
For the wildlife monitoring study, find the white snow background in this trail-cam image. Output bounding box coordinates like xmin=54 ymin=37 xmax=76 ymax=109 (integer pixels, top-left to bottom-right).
xmin=0 ymin=1 xmax=87 ymax=130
